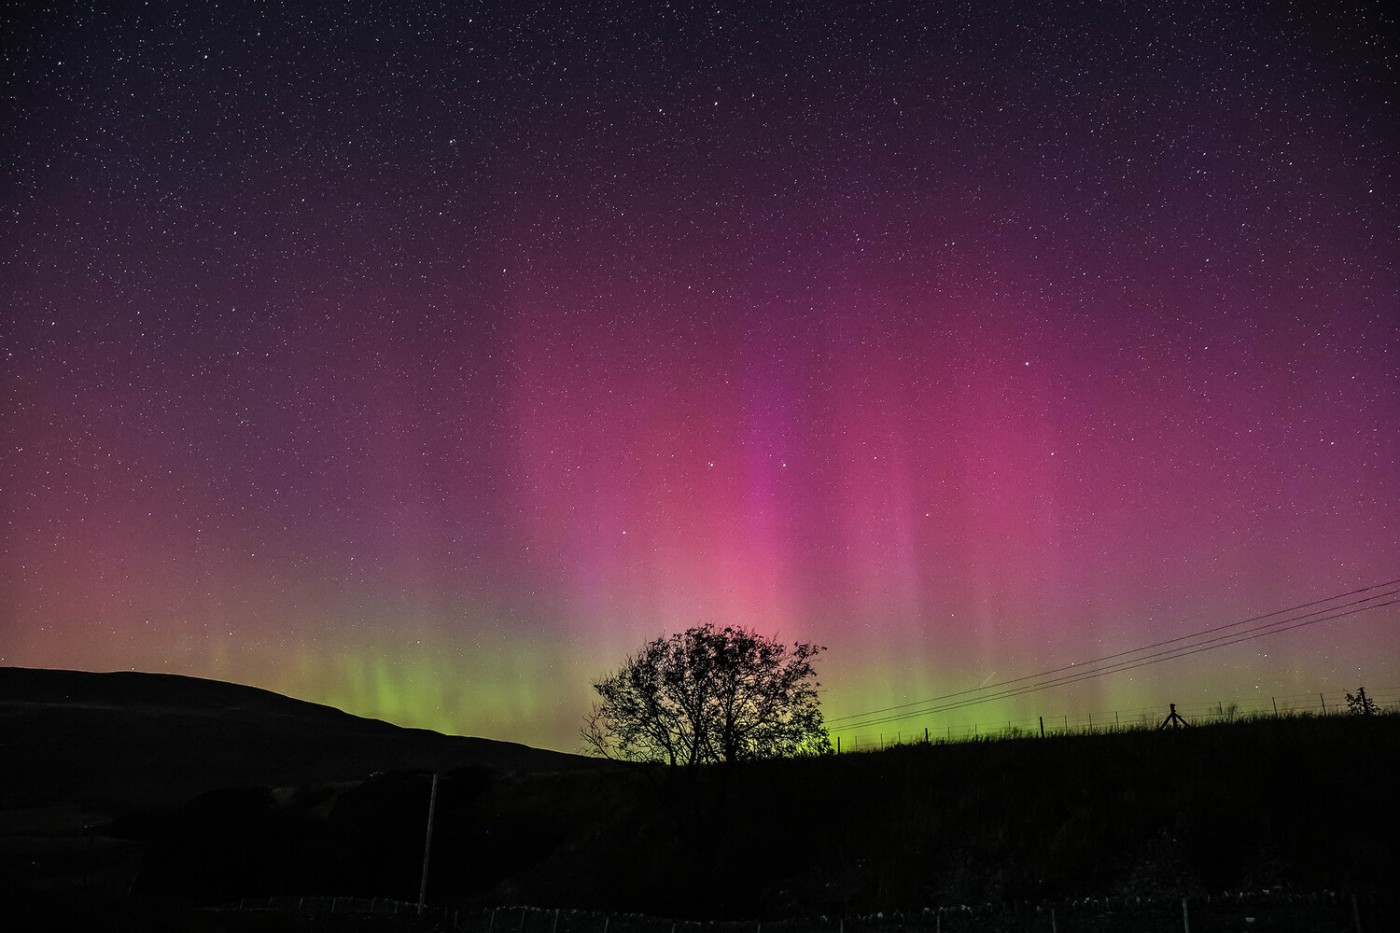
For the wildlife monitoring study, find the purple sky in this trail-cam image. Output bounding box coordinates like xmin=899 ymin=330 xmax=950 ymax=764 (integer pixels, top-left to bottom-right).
xmin=3 ymin=1 xmax=1397 ymax=749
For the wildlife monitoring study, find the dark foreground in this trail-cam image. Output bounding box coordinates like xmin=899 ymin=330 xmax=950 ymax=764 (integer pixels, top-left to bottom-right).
xmin=4 ymin=668 xmax=1396 ymax=930
xmin=15 ymin=895 xmax=1396 ymax=933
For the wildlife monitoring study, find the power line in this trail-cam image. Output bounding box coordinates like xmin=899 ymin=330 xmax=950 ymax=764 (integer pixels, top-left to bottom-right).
xmin=828 ymin=578 xmax=1399 ymax=733
xmin=835 ymin=593 xmax=1398 ymax=730
xmin=833 ymin=595 xmax=1398 ymax=731
xmin=827 ymin=576 xmax=1400 ymax=724
xmin=834 ymin=683 xmax=1400 ymax=744
xmin=832 ymin=596 xmax=1399 ymax=732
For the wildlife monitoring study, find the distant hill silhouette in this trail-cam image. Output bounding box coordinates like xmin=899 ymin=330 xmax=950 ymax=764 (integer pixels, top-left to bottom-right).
xmin=0 ymin=666 xmax=597 ymax=819
xmin=4 ymin=667 xmax=1397 ymax=930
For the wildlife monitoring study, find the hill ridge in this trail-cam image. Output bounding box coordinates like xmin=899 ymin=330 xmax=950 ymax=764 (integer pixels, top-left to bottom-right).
xmin=0 ymin=665 xmax=600 ymax=819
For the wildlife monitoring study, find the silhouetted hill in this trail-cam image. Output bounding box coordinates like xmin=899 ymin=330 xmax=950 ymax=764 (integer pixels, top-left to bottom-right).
xmin=5 ymin=668 xmax=1397 ymax=930
xmin=0 ymin=666 xmax=596 ymax=818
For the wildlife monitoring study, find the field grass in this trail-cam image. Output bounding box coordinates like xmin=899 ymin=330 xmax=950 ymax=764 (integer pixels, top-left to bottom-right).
xmin=92 ymin=712 xmax=1400 ymax=921
xmin=5 ymin=669 xmax=1396 ymax=928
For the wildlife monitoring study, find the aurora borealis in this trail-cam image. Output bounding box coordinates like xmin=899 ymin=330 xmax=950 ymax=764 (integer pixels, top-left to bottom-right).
xmin=3 ymin=1 xmax=1398 ymax=751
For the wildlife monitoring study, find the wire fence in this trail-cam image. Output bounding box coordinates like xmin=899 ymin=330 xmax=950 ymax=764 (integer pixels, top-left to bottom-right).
xmin=826 ymin=686 xmax=1400 ymax=752
xmin=213 ymin=892 xmax=1393 ymax=933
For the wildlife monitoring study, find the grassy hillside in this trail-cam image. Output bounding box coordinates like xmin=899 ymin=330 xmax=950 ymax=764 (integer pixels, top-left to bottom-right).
xmin=489 ymin=713 xmax=1398 ymax=917
xmin=0 ymin=665 xmax=599 ymax=928
xmin=0 ymin=667 xmax=593 ymax=816
xmin=4 ymin=668 xmax=1396 ymax=927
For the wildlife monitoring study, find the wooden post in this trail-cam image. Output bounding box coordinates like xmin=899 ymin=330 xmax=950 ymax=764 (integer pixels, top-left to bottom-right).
xmin=1050 ymin=907 xmax=1057 ymax=933
xmin=1089 ymin=713 xmax=1093 ymax=731
xmin=603 ymin=917 xmax=609 ymax=933
xmin=1115 ymin=710 xmax=1120 ymax=728
xmin=418 ymin=772 xmax=440 ymax=914
xmin=1320 ymin=693 xmax=1327 ymax=713
xmin=1352 ymin=892 xmax=1362 ymax=933
xmin=1272 ymin=696 xmax=1279 ymax=716
xmin=520 ymin=909 xmax=528 ymax=932
xmin=837 ymin=736 xmax=841 ymax=754
xmin=554 ymin=910 xmax=560 ymax=933
xmin=925 ymin=727 xmax=929 ymax=743
xmin=1182 ymin=897 xmax=1190 ymax=933
xmin=490 ymin=908 xmax=497 ymax=932
xmin=1039 ymin=716 xmax=1044 ymax=738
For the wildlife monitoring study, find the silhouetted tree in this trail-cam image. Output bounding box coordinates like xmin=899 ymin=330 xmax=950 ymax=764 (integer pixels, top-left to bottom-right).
xmin=582 ymin=624 xmax=830 ymax=766
xmin=1346 ymin=686 xmax=1379 ymax=716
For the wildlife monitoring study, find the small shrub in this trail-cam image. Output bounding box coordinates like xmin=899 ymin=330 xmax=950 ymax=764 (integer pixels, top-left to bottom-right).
xmin=1345 ymin=687 xmax=1380 ymax=717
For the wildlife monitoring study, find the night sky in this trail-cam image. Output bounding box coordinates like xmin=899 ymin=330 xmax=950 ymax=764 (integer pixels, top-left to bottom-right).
xmin=3 ymin=1 xmax=1398 ymax=750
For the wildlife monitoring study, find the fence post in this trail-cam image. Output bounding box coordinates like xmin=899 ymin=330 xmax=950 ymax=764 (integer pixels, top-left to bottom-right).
xmin=837 ymin=736 xmax=841 ymax=753
xmin=554 ymin=910 xmax=561 ymax=933
xmin=1272 ymin=696 xmax=1279 ymax=716
xmin=925 ymin=727 xmax=929 ymax=743
xmin=1039 ymin=716 xmax=1045 ymax=738
xmin=1352 ymin=893 xmax=1362 ymax=933
xmin=1050 ymin=907 xmax=1057 ymax=933
xmin=1320 ymin=693 xmax=1327 ymax=713
xmin=1182 ymin=897 xmax=1190 ymax=933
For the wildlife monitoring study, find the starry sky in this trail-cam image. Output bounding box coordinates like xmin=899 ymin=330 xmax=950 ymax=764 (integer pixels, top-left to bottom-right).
xmin=3 ymin=1 xmax=1398 ymax=750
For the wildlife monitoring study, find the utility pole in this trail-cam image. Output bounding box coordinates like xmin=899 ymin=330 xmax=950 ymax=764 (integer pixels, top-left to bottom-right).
xmin=1158 ymin=703 xmax=1190 ymax=730
xmin=418 ymin=772 xmax=440 ymax=914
